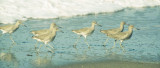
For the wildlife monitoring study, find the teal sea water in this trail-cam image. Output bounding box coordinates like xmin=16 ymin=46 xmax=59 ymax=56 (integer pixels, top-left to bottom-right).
xmin=0 ymin=6 xmax=160 ymax=68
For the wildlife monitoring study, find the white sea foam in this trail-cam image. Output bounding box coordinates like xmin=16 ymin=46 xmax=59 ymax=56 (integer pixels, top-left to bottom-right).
xmin=0 ymin=0 xmax=160 ymax=24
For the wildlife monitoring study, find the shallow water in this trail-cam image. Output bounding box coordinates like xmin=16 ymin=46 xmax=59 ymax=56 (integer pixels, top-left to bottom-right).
xmin=0 ymin=6 xmax=160 ymax=68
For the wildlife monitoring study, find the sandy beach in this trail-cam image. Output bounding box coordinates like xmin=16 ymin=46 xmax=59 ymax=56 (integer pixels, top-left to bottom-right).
xmin=0 ymin=1 xmax=160 ymax=67
xmin=57 ymin=60 xmax=160 ymax=68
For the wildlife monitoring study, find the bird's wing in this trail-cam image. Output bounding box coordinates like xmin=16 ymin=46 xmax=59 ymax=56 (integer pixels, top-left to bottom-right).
xmin=41 ymin=34 xmax=55 ymax=42
xmin=34 ymin=31 xmax=55 ymax=41
xmin=33 ymin=34 xmax=47 ymax=41
xmin=108 ymin=28 xmax=121 ymax=33
xmin=31 ymin=29 xmax=48 ymax=34
xmin=0 ymin=25 xmax=13 ymax=30
xmin=72 ymin=27 xmax=90 ymax=34
xmin=102 ymin=27 xmax=121 ymax=34
xmin=108 ymin=31 xmax=128 ymax=40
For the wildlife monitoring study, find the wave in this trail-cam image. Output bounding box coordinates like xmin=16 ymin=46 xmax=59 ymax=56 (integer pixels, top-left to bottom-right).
xmin=0 ymin=0 xmax=160 ymax=24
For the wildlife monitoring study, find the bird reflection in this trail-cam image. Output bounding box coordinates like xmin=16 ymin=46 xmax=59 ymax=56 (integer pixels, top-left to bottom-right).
xmin=0 ymin=52 xmax=19 ymax=68
xmin=74 ymin=48 xmax=90 ymax=61
xmin=32 ymin=54 xmax=53 ymax=68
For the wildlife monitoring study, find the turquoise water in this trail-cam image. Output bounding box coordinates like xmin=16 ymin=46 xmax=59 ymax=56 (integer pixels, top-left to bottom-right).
xmin=0 ymin=6 xmax=160 ymax=68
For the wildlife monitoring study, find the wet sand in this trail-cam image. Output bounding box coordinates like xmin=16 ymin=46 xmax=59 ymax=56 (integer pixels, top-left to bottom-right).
xmin=57 ymin=60 xmax=160 ymax=68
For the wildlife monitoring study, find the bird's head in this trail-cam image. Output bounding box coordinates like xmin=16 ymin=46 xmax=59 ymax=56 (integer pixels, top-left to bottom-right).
xmin=16 ymin=20 xmax=27 ymax=27
xmin=129 ymin=25 xmax=134 ymax=29
xmin=100 ymin=30 xmax=105 ymax=33
xmin=51 ymin=22 xmax=56 ymax=27
xmin=16 ymin=20 xmax=22 ymax=24
xmin=92 ymin=21 xmax=102 ymax=27
xmin=51 ymin=22 xmax=62 ymax=29
xmin=121 ymin=21 xmax=129 ymax=26
xmin=129 ymin=25 xmax=140 ymax=30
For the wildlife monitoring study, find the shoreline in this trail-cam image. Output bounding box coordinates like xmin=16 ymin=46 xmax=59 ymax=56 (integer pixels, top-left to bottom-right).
xmin=57 ymin=60 xmax=160 ymax=68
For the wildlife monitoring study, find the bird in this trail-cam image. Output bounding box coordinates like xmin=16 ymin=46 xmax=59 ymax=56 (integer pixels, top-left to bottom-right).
xmin=72 ymin=21 xmax=102 ymax=48
xmin=32 ymin=23 xmax=59 ymax=53
xmin=108 ymin=25 xmax=134 ymax=52
xmin=0 ymin=20 xmax=24 ymax=45
xmin=100 ymin=21 xmax=128 ymax=46
xmin=31 ymin=22 xmax=59 ymax=36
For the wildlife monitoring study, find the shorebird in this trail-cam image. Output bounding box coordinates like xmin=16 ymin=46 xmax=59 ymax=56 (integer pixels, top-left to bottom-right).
xmin=100 ymin=21 xmax=128 ymax=46
xmin=0 ymin=20 xmax=24 ymax=45
xmin=108 ymin=25 xmax=134 ymax=51
xmin=32 ymin=23 xmax=59 ymax=53
xmin=72 ymin=21 xmax=102 ymax=48
xmin=31 ymin=22 xmax=59 ymax=36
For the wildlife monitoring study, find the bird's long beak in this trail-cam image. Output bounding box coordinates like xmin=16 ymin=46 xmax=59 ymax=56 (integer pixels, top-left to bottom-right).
xmin=56 ymin=25 xmax=62 ymax=28
xmin=125 ymin=24 xmax=140 ymax=30
xmin=59 ymin=30 xmax=64 ymax=33
xmin=58 ymin=26 xmax=62 ymax=28
xmin=96 ymin=23 xmax=102 ymax=27
xmin=56 ymin=28 xmax=64 ymax=33
xmin=21 ymin=24 xmax=27 ymax=27
xmin=134 ymin=27 xmax=140 ymax=30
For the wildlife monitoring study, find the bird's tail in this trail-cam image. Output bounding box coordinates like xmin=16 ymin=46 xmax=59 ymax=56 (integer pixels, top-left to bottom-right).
xmin=72 ymin=30 xmax=75 ymax=33
xmin=100 ymin=29 xmax=104 ymax=33
xmin=32 ymin=36 xmax=36 ymax=39
xmin=30 ymin=31 xmax=35 ymax=34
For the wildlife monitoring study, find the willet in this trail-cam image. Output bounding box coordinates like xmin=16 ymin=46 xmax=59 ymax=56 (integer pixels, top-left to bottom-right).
xmin=0 ymin=20 xmax=24 ymax=45
xmin=32 ymin=23 xmax=59 ymax=53
xmin=108 ymin=25 xmax=134 ymax=52
xmin=72 ymin=21 xmax=101 ymax=48
xmin=31 ymin=22 xmax=59 ymax=36
xmin=100 ymin=21 xmax=128 ymax=46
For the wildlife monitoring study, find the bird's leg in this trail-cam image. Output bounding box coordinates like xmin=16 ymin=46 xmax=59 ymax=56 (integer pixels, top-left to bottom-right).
xmin=84 ymin=38 xmax=90 ymax=48
xmin=9 ymin=45 xmax=12 ymax=51
xmin=34 ymin=41 xmax=38 ymax=51
xmin=75 ymin=47 xmax=78 ymax=55
xmin=112 ymin=40 xmax=117 ymax=49
xmin=45 ymin=44 xmax=54 ymax=53
xmin=37 ymin=44 xmax=43 ymax=54
xmin=0 ymin=34 xmax=2 ymax=37
xmin=119 ymin=40 xmax=125 ymax=53
xmin=48 ymin=44 xmax=54 ymax=50
xmin=73 ymin=35 xmax=81 ymax=48
xmin=9 ymin=34 xmax=16 ymax=45
xmin=103 ymin=38 xmax=109 ymax=47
